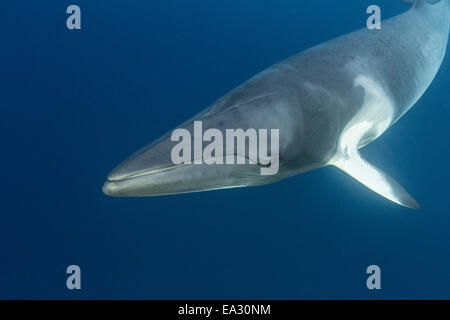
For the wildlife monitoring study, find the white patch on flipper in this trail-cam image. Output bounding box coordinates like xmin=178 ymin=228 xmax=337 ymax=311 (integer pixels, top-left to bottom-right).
xmin=333 ymin=151 xmax=420 ymax=209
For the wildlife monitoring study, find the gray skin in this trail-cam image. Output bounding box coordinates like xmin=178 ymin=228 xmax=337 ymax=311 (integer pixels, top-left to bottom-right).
xmin=103 ymin=0 xmax=449 ymax=208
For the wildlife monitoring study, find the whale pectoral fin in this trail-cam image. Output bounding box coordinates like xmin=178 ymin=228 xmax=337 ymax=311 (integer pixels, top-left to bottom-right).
xmin=332 ymin=152 xmax=421 ymax=209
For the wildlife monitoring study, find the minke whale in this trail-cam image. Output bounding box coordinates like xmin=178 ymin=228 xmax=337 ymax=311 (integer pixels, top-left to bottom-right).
xmin=103 ymin=0 xmax=449 ymax=209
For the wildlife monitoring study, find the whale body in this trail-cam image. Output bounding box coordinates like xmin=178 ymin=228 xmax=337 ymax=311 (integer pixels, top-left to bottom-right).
xmin=103 ymin=0 xmax=449 ymax=209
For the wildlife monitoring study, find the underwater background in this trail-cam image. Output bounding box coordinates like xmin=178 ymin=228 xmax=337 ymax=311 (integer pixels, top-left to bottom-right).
xmin=0 ymin=0 xmax=449 ymax=299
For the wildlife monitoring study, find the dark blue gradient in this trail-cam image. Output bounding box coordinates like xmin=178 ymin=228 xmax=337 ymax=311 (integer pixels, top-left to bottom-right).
xmin=0 ymin=0 xmax=449 ymax=299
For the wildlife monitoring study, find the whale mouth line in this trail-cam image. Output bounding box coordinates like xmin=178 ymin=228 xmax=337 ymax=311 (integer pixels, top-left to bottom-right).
xmin=107 ymin=163 xmax=188 ymax=182
xmin=107 ymin=154 xmax=272 ymax=183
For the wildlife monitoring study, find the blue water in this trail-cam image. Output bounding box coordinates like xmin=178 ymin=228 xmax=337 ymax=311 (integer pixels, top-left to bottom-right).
xmin=1 ymin=0 xmax=449 ymax=299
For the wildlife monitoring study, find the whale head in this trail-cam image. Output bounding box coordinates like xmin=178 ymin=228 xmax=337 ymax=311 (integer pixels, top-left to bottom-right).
xmin=103 ymin=82 xmax=304 ymax=197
